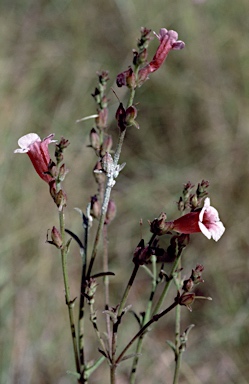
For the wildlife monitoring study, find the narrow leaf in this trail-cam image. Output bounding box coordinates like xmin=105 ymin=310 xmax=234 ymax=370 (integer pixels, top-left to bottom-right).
xmin=65 ymin=229 xmax=84 ymax=249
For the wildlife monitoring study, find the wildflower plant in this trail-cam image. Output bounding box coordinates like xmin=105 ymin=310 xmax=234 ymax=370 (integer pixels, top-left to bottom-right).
xmin=15 ymin=27 xmax=225 ymax=384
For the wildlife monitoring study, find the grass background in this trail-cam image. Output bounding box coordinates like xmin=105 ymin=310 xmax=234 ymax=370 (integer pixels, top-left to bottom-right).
xmin=1 ymin=0 xmax=249 ymax=383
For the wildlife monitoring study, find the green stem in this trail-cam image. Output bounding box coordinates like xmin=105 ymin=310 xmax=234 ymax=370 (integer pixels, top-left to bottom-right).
xmin=84 ymin=356 xmax=105 ymax=377
xmin=173 ymin=260 xmax=182 ymax=384
xmin=130 ymin=255 xmax=157 ymax=383
xmin=152 ymin=252 xmax=182 ymax=316
xmin=78 ymin=213 xmax=89 ymax=373
xmin=59 ymin=209 xmax=81 ymax=375
xmin=118 ymin=234 xmax=157 ymax=320
xmin=103 ymin=224 xmax=111 ymax=350
xmin=172 ymin=350 xmax=182 ymax=384
xmin=89 ymin=302 xmax=108 ymax=358
xmin=110 ymin=322 xmax=117 ymax=384
xmin=117 ymin=263 xmax=140 ymax=318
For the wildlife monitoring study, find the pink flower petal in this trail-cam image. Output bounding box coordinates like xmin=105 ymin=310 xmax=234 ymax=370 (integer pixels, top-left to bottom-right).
xmin=14 ymin=133 xmax=41 ymax=153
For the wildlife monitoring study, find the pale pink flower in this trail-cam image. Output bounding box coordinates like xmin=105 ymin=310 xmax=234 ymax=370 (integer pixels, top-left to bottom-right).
xmin=116 ymin=28 xmax=185 ymax=88
xmin=14 ymin=133 xmax=56 ymax=183
xmin=172 ymin=198 xmax=225 ymax=241
xmin=138 ymin=28 xmax=185 ymax=85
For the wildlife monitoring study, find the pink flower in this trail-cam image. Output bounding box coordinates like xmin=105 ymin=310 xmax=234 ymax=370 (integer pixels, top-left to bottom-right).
xmin=14 ymin=133 xmax=56 ymax=183
xmin=171 ymin=198 xmax=225 ymax=241
xmin=138 ymin=28 xmax=185 ymax=85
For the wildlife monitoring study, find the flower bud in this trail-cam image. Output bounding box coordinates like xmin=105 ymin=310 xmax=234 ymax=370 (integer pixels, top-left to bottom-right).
xmin=196 ymin=180 xmax=209 ymax=198
xmin=191 ymin=264 xmax=204 ymax=284
xmin=116 ymin=71 xmax=128 ymax=88
xmin=55 ymin=137 xmax=70 ymax=163
xmin=115 ymin=102 xmax=127 ymax=131
xmin=182 ymin=278 xmax=194 ymax=292
xmin=49 ymin=180 xmax=57 ymax=201
xmin=85 ymin=278 xmax=98 ymax=305
xmin=116 ymin=67 xmax=136 ymax=89
xmin=133 ymin=239 xmax=153 ymax=265
xmin=150 ymin=213 xmax=174 ymax=236
xmin=133 ymin=48 xmax=148 ymax=66
xmin=89 ymin=128 xmax=100 ymax=150
xmin=58 ymin=137 xmax=70 ymax=150
xmin=125 ymin=67 xmax=136 ymax=89
xmin=50 ymin=226 xmax=63 ymax=248
xmin=93 ymin=161 xmax=106 ymax=184
xmin=46 ymin=160 xmax=57 ymax=179
xmin=98 ymin=70 xmax=109 ymax=86
xmin=100 ymin=134 xmax=113 ymax=156
xmin=105 ymin=200 xmax=116 ymax=225
xmin=49 ymin=186 xmax=67 ymax=209
xmin=190 ymin=194 xmax=198 ymax=209
xmin=96 ymin=108 xmax=108 ymax=129
xmin=179 ymin=292 xmax=195 ymax=311
xmin=55 ymin=189 xmax=67 ymax=209
xmin=58 ymin=163 xmax=69 ymax=182
xmin=90 ymin=195 xmax=101 ymax=219
xmin=125 ymin=105 xmax=139 ymax=129
xmin=92 ymin=87 xmax=101 ymax=104
xmin=177 ymin=196 xmax=185 ymax=212
xmin=101 ymin=152 xmax=113 ymax=175
xmin=138 ymin=27 xmax=152 ymax=50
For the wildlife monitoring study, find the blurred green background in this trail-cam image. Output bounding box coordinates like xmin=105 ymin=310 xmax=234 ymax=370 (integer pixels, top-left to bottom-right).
xmin=1 ymin=0 xmax=249 ymax=383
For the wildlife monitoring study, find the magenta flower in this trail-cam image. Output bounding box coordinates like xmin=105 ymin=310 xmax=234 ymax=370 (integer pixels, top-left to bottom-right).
xmin=138 ymin=28 xmax=185 ymax=85
xmin=14 ymin=133 xmax=56 ymax=183
xmin=171 ymin=198 xmax=225 ymax=241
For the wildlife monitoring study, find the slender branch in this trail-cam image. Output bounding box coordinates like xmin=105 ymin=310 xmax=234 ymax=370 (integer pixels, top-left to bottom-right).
xmin=152 ymin=250 xmax=182 ymax=316
xmin=59 ymin=208 xmax=81 ymax=375
xmin=84 ymin=356 xmax=105 ymax=378
xmin=117 ymin=300 xmax=178 ymax=365
xmin=117 ymin=263 xmax=140 ymax=318
xmin=78 ymin=214 xmax=89 ymax=373
xmin=173 ymin=350 xmax=182 ymax=384
xmin=103 ymin=224 xmax=111 ymax=350
xmin=130 ymin=255 xmax=157 ymax=383
xmin=89 ymin=302 xmax=109 ymax=359
xmin=110 ymin=321 xmax=118 ymax=384
xmin=173 ymin=260 xmax=182 ymax=384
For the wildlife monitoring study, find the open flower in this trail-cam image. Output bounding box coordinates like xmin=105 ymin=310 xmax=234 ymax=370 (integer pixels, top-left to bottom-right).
xmin=138 ymin=28 xmax=185 ymax=85
xmin=14 ymin=133 xmax=56 ymax=183
xmin=172 ymin=198 xmax=225 ymax=241
xmin=116 ymin=28 xmax=185 ymax=88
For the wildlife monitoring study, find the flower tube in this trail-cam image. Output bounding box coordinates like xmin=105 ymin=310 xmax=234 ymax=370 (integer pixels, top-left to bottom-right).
xmin=14 ymin=133 xmax=56 ymax=183
xmin=172 ymin=198 xmax=225 ymax=241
